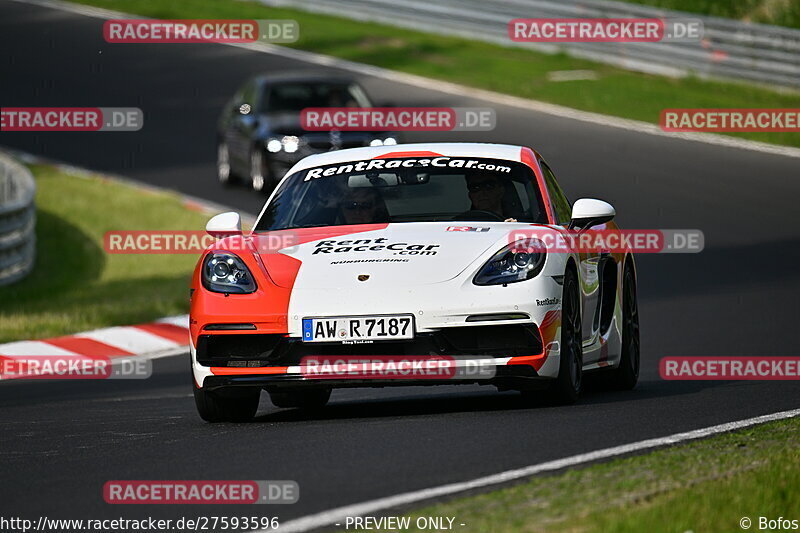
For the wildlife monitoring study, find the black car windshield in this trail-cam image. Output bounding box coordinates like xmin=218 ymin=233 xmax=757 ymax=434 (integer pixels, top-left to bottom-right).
xmin=264 ymin=82 xmax=371 ymax=113
xmin=254 ymin=157 xmax=548 ymax=231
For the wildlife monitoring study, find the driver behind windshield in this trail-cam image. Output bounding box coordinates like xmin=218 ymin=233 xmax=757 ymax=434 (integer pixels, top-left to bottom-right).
xmin=465 ymin=173 xmax=518 ymax=222
xmin=338 ymin=187 xmax=388 ymax=225
xmin=326 ymin=86 xmax=358 ymax=108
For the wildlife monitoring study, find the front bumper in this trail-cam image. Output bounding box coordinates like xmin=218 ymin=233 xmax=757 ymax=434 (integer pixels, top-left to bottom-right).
xmin=191 ymin=267 xmax=567 ymax=388
xmin=191 ymin=321 xmax=559 ymax=390
xmin=196 ymin=323 xmax=542 ymax=366
xmin=201 ymin=363 xmax=549 ymax=393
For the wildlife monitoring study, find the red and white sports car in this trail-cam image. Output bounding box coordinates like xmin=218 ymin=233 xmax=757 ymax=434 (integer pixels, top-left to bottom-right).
xmin=190 ymin=143 xmax=639 ymax=422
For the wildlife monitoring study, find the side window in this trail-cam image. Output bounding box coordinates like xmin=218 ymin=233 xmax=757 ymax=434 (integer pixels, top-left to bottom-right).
xmin=540 ymin=162 xmax=571 ymax=225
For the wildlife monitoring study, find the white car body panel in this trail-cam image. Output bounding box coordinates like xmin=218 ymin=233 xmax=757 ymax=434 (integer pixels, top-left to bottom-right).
xmin=192 ymin=143 xmax=631 ymax=389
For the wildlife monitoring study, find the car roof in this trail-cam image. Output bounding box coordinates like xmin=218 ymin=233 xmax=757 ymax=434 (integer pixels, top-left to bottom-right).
xmin=285 ymin=143 xmax=530 ymax=175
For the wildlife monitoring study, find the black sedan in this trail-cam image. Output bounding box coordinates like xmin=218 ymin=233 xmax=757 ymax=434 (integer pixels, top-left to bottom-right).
xmin=216 ymin=73 xmax=399 ymax=193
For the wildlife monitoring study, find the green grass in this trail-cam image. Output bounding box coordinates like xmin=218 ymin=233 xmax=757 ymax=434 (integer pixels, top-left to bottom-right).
xmin=0 ymin=165 xmax=210 ymax=343
xmin=377 ymin=417 xmax=800 ymax=533
xmin=621 ymin=0 xmax=800 ymax=29
xmin=68 ymin=0 xmax=800 ymax=148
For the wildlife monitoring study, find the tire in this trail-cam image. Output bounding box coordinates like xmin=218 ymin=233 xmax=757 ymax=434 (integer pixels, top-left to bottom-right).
xmin=269 ymin=389 xmax=331 ymax=410
xmin=193 ymin=382 xmax=260 ymax=423
xmin=548 ymin=268 xmax=583 ymax=404
xmin=609 ymin=264 xmax=640 ymax=390
xmin=217 ymin=141 xmax=237 ymax=185
xmin=250 ymin=148 xmax=271 ymax=193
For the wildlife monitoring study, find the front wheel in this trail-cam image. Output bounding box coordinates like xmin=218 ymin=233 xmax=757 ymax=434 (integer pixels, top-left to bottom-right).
xmin=609 ymin=264 xmax=640 ymax=390
xmin=548 ymin=268 xmax=583 ymax=404
xmin=250 ymin=148 xmax=271 ymax=193
xmin=193 ymin=382 xmax=260 ymax=422
xmin=217 ymin=141 xmax=237 ymax=185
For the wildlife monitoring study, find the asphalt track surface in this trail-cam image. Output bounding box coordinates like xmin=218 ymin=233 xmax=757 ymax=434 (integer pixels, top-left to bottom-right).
xmin=1 ymin=0 xmax=800 ymax=529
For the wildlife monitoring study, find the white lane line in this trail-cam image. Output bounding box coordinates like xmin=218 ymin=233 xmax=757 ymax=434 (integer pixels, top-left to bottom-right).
xmin=12 ymin=0 xmax=800 ymax=160
xmin=155 ymin=315 xmax=190 ymax=329
xmin=265 ymin=407 xmax=800 ymax=533
xmin=79 ymin=327 xmax=180 ymax=354
xmin=0 ymin=341 xmax=80 ymax=357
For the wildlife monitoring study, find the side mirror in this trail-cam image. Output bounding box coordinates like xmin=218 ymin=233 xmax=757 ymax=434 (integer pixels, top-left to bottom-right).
xmin=206 ymin=212 xmax=242 ymax=237
xmin=569 ymin=198 xmax=615 ymax=230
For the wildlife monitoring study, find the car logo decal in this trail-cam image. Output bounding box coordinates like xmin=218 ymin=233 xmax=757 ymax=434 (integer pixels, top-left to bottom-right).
xmin=446 ymin=226 xmax=490 ymax=232
xmin=358 ymin=274 xmax=370 ymax=282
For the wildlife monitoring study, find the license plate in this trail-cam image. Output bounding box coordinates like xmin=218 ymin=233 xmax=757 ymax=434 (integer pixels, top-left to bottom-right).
xmin=302 ymin=315 xmax=414 ymax=342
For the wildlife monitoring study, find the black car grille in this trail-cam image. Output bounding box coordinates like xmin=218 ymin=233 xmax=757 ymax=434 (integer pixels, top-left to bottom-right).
xmin=302 ymin=132 xmax=373 ymax=152
xmin=197 ymin=324 xmax=542 ymax=367
xmin=196 ymin=334 xmax=285 ymax=366
xmin=305 ymin=139 xmax=367 ymax=151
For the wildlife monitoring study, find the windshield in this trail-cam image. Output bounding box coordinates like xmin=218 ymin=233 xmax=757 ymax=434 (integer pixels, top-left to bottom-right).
xmin=254 ymin=156 xmax=548 ymax=231
xmin=263 ymin=82 xmax=371 ymax=113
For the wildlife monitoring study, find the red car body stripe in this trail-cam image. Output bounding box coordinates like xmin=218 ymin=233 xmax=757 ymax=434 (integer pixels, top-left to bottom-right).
xmin=520 ymin=146 xmax=555 ymax=224
xmin=133 ymin=323 xmax=190 ymax=344
xmin=255 ymin=224 xmax=390 ymax=288
xmin=516 ymin=309 xmax=561 ymax=372
xmin=372 ymin=151 xmax=443 ymax=159
xmin=210 ymin=366 xmax=289 ymax=375
xmin=191 ymin=224 xmax=389 ymax=345
xmin=599 ymin=335 xmax=609 ymax=363
xmin=507 ymin=353 xmax=548 ymax=372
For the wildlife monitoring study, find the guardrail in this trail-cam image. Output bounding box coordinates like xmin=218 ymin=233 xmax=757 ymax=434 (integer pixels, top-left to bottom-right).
xmin=0 ymin=154 xmax=36 ymax=286
xmin=261 ymin=0 xmax=800 ymax=89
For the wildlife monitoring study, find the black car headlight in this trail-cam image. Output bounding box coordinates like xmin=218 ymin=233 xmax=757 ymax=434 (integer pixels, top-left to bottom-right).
xmin=266 ymin=135 xmax=300 ymax=153
xmin=473 ymin=239 xmax=546 ymax=286
xmin=369 ymin=136 xmax=398 ymax=146
xmin=202 ymin=252 xmax=257 ymax=294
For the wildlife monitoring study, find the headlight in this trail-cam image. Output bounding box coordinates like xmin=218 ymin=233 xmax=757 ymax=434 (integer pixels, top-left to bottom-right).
xmin=202 ymin=252 xmax=257 ymax=294
xmin=266 ymin=136 xmax=301 ymax=153
xmin=282 ymin=135 xmax=299 ymax=153
xmin=369 ymin=137 xmax=398 ymax=147
xmin=473 ymin=239 xmax=546 ymax=286
xmin=266 ymin=138 xmax=282 ymax=153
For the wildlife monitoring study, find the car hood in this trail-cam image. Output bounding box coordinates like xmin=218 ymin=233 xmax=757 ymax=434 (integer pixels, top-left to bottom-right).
xmin=257 ymin=223 xmax=524 ymax=289
xmin=261 ymin=113 xmax=307 ymax=137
